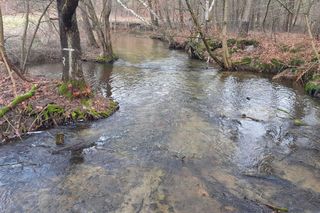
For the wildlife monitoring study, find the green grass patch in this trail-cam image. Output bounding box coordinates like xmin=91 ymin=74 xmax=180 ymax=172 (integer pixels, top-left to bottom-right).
xmin=96 ymin=54 xmax=119 ymax=63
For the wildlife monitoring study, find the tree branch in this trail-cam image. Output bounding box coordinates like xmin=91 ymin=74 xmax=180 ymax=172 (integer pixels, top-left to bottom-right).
xmin=185 ymin=0 xmax=225 ymax=68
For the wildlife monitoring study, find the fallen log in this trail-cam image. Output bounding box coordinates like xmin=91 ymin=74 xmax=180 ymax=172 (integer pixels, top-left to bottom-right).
xmin=0 ymin=85 xmax=37 ymax=118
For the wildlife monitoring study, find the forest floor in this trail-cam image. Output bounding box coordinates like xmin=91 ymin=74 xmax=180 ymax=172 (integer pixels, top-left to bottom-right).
xmin=151 ymin=29 xmax=320 ymax=98
xmin=0 ymin=70 xmax=119 ymax=143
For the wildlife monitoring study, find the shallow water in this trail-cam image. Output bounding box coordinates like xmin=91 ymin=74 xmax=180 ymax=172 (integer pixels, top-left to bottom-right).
xmin=1 ymin=34 xmax=320 ymax=213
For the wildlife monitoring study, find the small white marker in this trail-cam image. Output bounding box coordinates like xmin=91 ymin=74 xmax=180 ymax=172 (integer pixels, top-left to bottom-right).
xmin=63 ymin=48 xmax=75 ymax=52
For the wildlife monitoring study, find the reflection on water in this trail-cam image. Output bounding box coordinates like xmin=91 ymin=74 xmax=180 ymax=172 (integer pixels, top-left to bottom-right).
xmin=1 ymin=33 xmax=320 ymax=213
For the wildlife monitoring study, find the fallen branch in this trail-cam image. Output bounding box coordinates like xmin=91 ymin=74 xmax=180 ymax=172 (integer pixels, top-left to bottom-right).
xmin=3 ymin=115 xmax=22 ymax=140
xmin=264 ymin=203 xmax=288 ymax=212
xmin=295 ymin=62 xmax=318 ymax=82
xmin=241 ymin=114 xmax=262 ymax=122
xmin=275 ymin=0 xmax=294 ymax=14
xmin=305 ymin=15 xmax=320 ymax=71
xmin=0 ymin=85 xmax=37 ymax=118
xmin=115 ymin=0 xmax=151 ymax=26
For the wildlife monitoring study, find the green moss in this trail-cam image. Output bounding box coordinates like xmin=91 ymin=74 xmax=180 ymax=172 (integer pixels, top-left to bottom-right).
xmin=71 ymin=109 xmax=86 ymax=120
xmin=97 ymin=100 xmax=119 ymax=118
xmin=24 ymin=104 xmax=34 ymax=115
xmin=236 ymin=39 xmax=259 ymax=49
xmin=71 ymin=99 xmax=118 ymax=121
xmin=290 ymin=68 xmax=298 ymax=73
xmin=294 ymin=119 xmax=305 ymax=126
xmin=58 ymin=80 xmax=89 ymax=99
xmin=96 ymin=54 xmax=119 ymax=63
xmin=311 ymin=56 xmax=319 ymax=62
xmin=305 ymin=80 xmax=320 ymax=96
xmin=80 ymin=98 xmax=92 ymax=107
xmin=227 ymin=38 xmax=237 ymax=46
xmin=207 ymin=39 xmax=222 ymax=51
xmin=234 ymin=57 xmax=252 ymax=65
xmin=187 ymin=39 xmax=205 ymax=60
xmin=289 ymin=58 xmax=305 ymax=67
xmin=279 ymin=44 xmax=290 ymax=52
xmin=0 ymin=85 xmax=36 ymax=118
xmin=279 ymin=43 xmax=304 ymax=53
xmin=58 ymin=83 xmax=72 ymax=98
xmin=70 ymin=80 xmax=87 ymax=91
xmin=71 ymin=111 xmax=77 ymax=120
xmin=43 ymin=104 xmax=64 ymax=121
xmin=270 ymin=58 xmax=286 ymax=71
xmin=289 ymin=47 xmax=301 ymax=53
xmin=250 ymin=58 xmax=286 ymax=72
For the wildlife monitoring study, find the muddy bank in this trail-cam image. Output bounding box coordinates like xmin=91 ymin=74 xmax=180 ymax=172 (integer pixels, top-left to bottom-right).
xmin=151 ymin=31 xmax=320 ymax=99
xmin=0 ymin=71 xmax=119 ymax=143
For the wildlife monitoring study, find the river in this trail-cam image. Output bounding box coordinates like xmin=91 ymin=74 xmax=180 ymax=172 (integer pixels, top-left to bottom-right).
xmin=0 ymin=34 xmax=320 ymax=213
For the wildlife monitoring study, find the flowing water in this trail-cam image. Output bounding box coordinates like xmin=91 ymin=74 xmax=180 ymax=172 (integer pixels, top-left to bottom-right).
xmin=1 ymin=34 xmax=320 ymax=213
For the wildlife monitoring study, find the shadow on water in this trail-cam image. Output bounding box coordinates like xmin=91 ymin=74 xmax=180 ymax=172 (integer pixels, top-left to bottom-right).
xmin=1 ymin=33 xmax=320 ymax=212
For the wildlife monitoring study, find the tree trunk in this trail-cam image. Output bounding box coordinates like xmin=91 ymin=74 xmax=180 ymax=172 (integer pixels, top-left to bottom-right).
xmin=79 ymin=2 xmax=98 ymax=48
xmin=178 ymin=0 xmax=184 ymax=27
xmin=222 ymin=0 xmax=232 ymax=68
xmin=262 ymin=0 xmax=272 ymax=32
xmin=164 ymin=3 xmax=173 ymax=29
xmin=238 ymin=0 xmax=253 ymax=37
xmin=83 ymin=0 xmax=114 ymax=60
xmin=283 ymin=0 xmax=295 ymax=32
xmin=0 ymin=6 xmax=5 ymax=61
xmin=84 ymin=0 xmax=107 ymax=51
xmin=57 ymin=0 xmax=84 ymax=82
xmin=291 ymin=0 xmax=301 ymax=32
xmin=21 ymin=0 xmax=29 ymax=67
xmin=154 ymin=0 xmax=164 ymax=24
xmin=316 ymin=21 xmax=320 ymax=40
xmin=147 ymin=0 xmax=159 ymax=26
xmin=102 ymin=0 xmax=113 ymax=57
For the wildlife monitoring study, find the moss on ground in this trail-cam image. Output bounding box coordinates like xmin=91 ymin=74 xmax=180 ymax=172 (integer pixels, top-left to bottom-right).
xmin=70 ymin=99 xmax=119 ymax=121
xmin=43 ymin=104 xmax=65 ymax=121
xmin=58 ymin=80 xmax=91 ymax=99
xmin=289 ymin=57 xmax=305 ymax=67
xmin=37 ymin=99 xmax=119 ymax=128
xmin=58 ymin=83 xmax=73 ymax=98
xmin=234 ymin=57 xmax=252 ymax=65
xmin=248 ymin=58 xmax=286 ymax=73
xmin=96 ymin=54 xmax=119 ymax=63
xmin=305 ymin=76 xmax=320 ymax=96
xmin=236 ymin=39 xmax=259 ymax=49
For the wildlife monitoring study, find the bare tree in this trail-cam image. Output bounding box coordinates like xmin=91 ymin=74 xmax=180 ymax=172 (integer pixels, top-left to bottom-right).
xmin=0 ymin=5 xmax=4 ymax=60
xmin=79 ymin=1 xmax=98 ymax=48
xmin=21 ymin=0 xmax=29 ymax=67
xmin=222 ymin=0 xmax=232 ymax=68
xmin=238 ymin=0 xmax=253 ymax=37
xmin=82 ymin=0 xmax=115 ymax=61
xmin=57 ymin=0 xmax=84 ymax=82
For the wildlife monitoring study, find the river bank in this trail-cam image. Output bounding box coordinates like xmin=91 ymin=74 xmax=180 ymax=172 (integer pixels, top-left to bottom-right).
xmin=0 ymin=70 xmax=119 ymax=143
xmin=151 ymin=30 xmax=320 ymax=99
